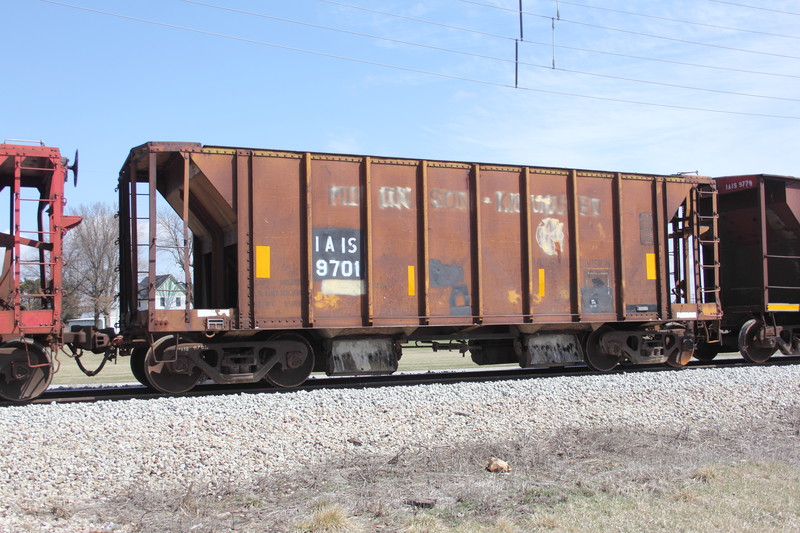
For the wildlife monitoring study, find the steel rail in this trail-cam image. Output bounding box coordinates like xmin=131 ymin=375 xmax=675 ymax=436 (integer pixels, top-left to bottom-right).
xmin=5 ymin=355 xmax=799 ymax=407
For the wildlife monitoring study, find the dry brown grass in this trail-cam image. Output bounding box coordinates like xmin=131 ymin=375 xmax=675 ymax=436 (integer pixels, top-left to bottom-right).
xmin=46 ymin=410 xmax=798 ymax=533
xmin=296 ymin=502 xmax=361 ymax=532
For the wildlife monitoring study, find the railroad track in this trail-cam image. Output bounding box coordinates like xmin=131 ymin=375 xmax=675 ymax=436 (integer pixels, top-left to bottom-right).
xmin=6 ymin=355 xmax=799 ymax=406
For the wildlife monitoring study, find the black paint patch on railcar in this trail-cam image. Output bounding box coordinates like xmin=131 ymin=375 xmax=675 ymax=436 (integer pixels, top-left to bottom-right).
xmin=430 ymin=259 xmax=471 ymax=316
xmin=312 ymin=228 xmax=363 ymax=280
xmin=581 ymin=270 xmax=613 ymax=313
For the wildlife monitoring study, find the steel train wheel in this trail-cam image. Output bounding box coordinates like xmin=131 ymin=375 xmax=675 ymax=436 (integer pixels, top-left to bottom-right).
xmin=0 ymin=339 xmax=53 ymax=402
xmin=264 ymin=333 xmax=315 ymax=388
xmin=583 ymin=326 xmax=620 ymax=372
xmin=694 ymin=342 xmax=720 ymax=362
xmin=738 ymin=319 xmax=775 ymax=364
xmin=129 ymin=347 xmax=150 ymax=387
xmin=666 ymin=336 xmax=695 ymax=368
xmin=143 ymin=335 xmax=204 ymax=394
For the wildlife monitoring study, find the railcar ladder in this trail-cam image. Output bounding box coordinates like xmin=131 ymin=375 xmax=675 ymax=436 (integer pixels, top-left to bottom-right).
xmin=11 ymin=164 xmax=57 ymax=314
xmin=692 ymin=183 xmax=722 ymax=341
xmin=126 ymin=165 xmax=192 ymax=316
xmin=129 ymin=179 xmax=152 ymax=312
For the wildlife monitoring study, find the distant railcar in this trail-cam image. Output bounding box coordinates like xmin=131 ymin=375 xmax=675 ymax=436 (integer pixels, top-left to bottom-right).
xmin=0 ymin=142 xmax=80 ymax=401
xmin=112 ymin=142 xmax=721 ymax=393
xmin=698 ymin=174 xmax=800 ymax=362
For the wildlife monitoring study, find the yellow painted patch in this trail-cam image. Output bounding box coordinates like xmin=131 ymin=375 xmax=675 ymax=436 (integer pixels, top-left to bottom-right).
xmin=507 ymin=290 xmax=521 ymax=305
xmin=314 ymin=291 xmax=341 ymax=310
xmin=767 ymin=303 xmax=800 ymax=312
xmin=538 ymin=269 xmax=546 ymax=299
xmin=408 ymin=266 xmax=416 ymax=296
xmin=256 ymin=246 xmax=271 ymax=279
xmin=646 ymin=253 xmax=656 ymax=280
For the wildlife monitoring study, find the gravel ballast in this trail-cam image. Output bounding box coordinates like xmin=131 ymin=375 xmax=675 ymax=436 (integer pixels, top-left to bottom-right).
xmin=1 ymin=365 xmax=798 ymax=531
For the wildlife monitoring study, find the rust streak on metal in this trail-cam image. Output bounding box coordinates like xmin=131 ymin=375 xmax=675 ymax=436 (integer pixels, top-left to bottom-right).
xmin=304 ymin=152 xmax=314 ymax=327
xmin=364 ymin=156 xmax=374 ymax=326
xmin=522 ymin=166 xmax=533 ymax=321
xmin=613 ymin=172 xmax=625 ymax=320
xmin=568 ymin=169 xmax=581 ymax=320
xmin=420 ymin=160 xmax=430 ymax=323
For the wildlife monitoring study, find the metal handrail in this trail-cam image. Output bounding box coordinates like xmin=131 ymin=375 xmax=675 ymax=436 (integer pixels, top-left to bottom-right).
xmin=3 ymin=139 xmax=44 ymax=145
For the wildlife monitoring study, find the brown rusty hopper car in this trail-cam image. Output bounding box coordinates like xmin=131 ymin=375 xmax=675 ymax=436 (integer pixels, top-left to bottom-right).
xmin=114 ymin=142 xmax=721 ymax=393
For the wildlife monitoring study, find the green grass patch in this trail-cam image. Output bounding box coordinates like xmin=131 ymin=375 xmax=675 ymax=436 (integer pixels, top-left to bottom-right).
xmin=52 ymin=351 xmax=136 ymax=385
xmin=520 ymin=461 xmax=799 ymax=532
xmin=51 ymin=345 xmax=498 ymax=386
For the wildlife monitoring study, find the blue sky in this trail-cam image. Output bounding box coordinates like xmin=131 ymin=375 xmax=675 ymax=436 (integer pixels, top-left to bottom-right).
xmin=3 ymin=0 xmax=799 ymax=207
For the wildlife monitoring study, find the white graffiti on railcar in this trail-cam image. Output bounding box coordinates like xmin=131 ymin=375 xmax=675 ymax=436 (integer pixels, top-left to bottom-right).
xmin=535 ymin=218 xmax=565 ymax=256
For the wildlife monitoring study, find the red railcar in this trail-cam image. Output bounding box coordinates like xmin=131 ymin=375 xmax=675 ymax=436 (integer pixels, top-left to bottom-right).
xmin=0 ymin=142 xmax=79 ymax=401
xmin=114 ymin=142 xmax=720 ymax=393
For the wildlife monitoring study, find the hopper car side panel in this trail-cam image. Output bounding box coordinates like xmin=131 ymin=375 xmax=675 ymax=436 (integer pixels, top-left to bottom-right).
xmin=120 ymin=144 xmax=715 ymax=334
xmin=308 ymin=155 xmax=366 ymax=328
xmin=368 ymin=158 xmax=421 ymax=325
xmin=425 ymin=163 xmax=473 ymax=325
xmin=250 ymin=153 xmax=305 ymax=328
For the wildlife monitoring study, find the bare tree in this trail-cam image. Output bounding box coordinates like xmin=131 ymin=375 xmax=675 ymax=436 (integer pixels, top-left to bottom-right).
xmin=157 ymin=206 xmax=193 ymax=278
xmin=63 ymin=203 xmax=119 ymax=327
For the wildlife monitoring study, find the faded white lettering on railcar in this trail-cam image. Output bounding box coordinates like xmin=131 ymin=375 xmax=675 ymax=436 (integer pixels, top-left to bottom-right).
xmin=577 ymin=196 xmax=601 ymax=216
xmin=532 ymin=194 xmax=567 ymax=215
xmin=329 ymin=185 xmax=360 ymax=206
xmin=531 ymin=194 xmax=600 ymax=216
xmin=378 ymin=186 xmax=413 ymax=210
xmin=495 ymin=192 xmax=520 ymax=213
xmin=488 ymin=193 xmax=601 ymax=216
xmin=430 ymin=189 xmax=468 ymax=210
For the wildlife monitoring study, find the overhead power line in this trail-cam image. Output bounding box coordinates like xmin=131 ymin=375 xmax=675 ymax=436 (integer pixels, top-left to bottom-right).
xmin=176 ymin=0 xmax=514 ymax=67
xmin=460 ymin=0 xmax=800 ymax=60
xmin=318 ymin=0 xmax=799 ymax=79
xmin=178 ymin=0 xmax=800 ymax=102
xmin=39 ymin=0 xmax=800 ymax=120
xmin=317 ymin=0 xmax=511 ymax=42
xmin=541 ymin=0 xmax=800 ymax=40
xmin=706 ymin=0 xmax=800 ymax=16
xmin=550 ymin=42 xmax=800 ymax=80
